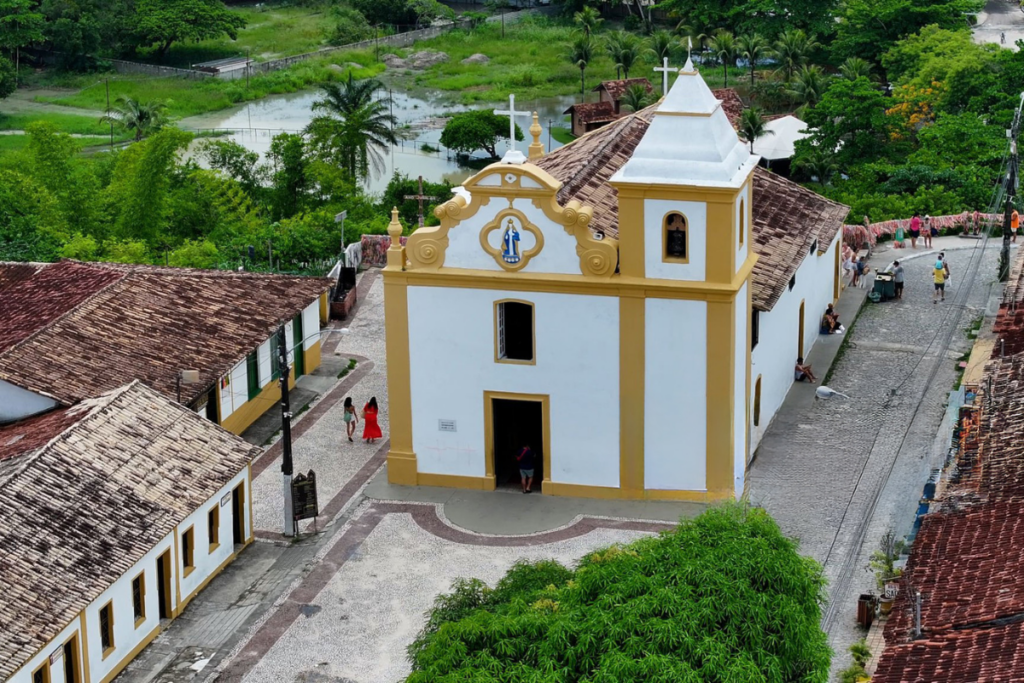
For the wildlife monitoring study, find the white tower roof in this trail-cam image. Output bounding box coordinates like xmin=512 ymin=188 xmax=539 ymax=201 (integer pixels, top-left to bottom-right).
xmin=611 ymin=61 xmax=758 ymax=189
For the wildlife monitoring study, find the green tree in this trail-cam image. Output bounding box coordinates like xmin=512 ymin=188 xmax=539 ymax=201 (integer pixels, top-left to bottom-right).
xmin=0 ymin=0 xmax=45 ymax=78
xmin=100 ymin=95 xmax=168 ymax=141
xmin=567 ymin=35 xmax=595 ymax=96
xmin=708 ymin=30 xmax=737 ymax=87
xmin=832 ymin=0 xmax=983 ymax=63
xmin=409 ymin=0 xmax=455 ymax=29
xmin=647 ymin=30 xmax=676 ymax=64
xmin=24 ymin=121 xmax=102 ymax=238
xmin=794 ymin=147 xmax=839 ymax=184
xmin=267 ymin=132 xmax=309 ymax=220
xmin=327 ymin=5 xmax=373 ymax=46
xmin=840 ymin=56 xmax=873 ymax=81
xmin=39 ymin=0 xmax=103 ymax=71
xmin=621 ymin=82 xmax=655 ymax=111
xmin=797 ymin=77 xmax=891 ymax=169
xmin=351 ymin=0 xmax=416 ymax=26
xmin=788 ymin=64 xmax=828 ymax=115
xmin=0 ymin=55 xmax=14 ymax=100
xmin=439 ymin=109 xmax=523 ymax=159
xmin=739 ymin=106 xmax=773 ymax=153
xmin=0 ymin=169 xmax=68 ymax=261
xmin=605 ymin=31 xmax=643 ymax=79
xmin=102 ymin=238 xmax=150 ymax=263
xmin=305 ymin=75 xmax=399 ymax=183
xmin=380 ymin=173 xmax=452 ymax=227
xmin=168 ymin=238 xmax=221 ymax=268
xmin=59 ymin=233 xmax=100 ymax=260
xmin=132 ymin=0 xmax=246 ymax=58
xmin=406 ymin=503 xmax=832 ymax=682
xmin=573 ymin=6 xmax=603 ymax=37
xmin=198 ymin=138 xmax=267 ymax=199
xmin=773 ymin=28 xmax=817 ymax=82
xmin=737 ymin=32 xmax=768 ymax=88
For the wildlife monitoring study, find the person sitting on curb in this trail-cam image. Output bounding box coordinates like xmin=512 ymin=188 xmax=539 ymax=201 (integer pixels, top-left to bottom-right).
xmin=821 ymin=304 xmax=845 ymax=334
xmin=795 ymin=357 xmax=818 ymax=383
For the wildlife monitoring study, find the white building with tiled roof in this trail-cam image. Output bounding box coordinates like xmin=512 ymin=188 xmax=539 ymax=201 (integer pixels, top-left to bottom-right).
xmin=381 ymin=62 xmax=848 ymax=501
xmin=0 ymin=381 xmax=256 ymax=683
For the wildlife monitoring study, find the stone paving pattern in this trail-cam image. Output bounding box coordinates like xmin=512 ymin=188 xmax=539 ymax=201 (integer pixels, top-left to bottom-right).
xmin=748 ymin=239 xmax=1004 ymax=676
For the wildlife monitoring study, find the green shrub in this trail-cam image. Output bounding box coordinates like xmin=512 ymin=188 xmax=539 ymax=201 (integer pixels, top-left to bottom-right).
xmin=327 ymin=6 xmax=373 ymax=46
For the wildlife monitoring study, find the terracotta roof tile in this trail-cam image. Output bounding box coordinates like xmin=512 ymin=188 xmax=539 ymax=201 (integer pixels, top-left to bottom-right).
xmin=0 ymin=262 xmax=123 ymax=353
xmin=563 ymin=101 xmax=618 ymax=124
xmin=593 ymin=78 xmax=653 ymax=101
xmin=873 ymin=620 xmax=1024 ymax=683
xmin=0 ymin=381 xmax=258 ymax=680
xmin=0 ymin=408 xmax=79 ymax=462
xmin=0 ymin=262 xmax=330 ymax=406
xmin=535 ymin=93 xmax=849 ymax=311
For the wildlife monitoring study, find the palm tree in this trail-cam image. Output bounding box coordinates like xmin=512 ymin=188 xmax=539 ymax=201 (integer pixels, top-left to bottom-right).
xmin=675 ymin=23 xmax=709 ymax=64
xmin=708 ymin=31 xmax=737 ymax=88
xmin=647 ymin=30 xmax=675 ymax=64
xmin=840 ymin=57 xmax=873 ymax=81
xmin=772 ymin=29 xmax=818 ymax=82
xmin=573 ymin=6 xmax=603 ymax=38
xmin=99 ymin=96 xmax=168 ymax=142
xmin=306 ymin=74 xmax=398 ymax=182
xmin=605 ymin=31 xmax=643 ymax=79
xmin=794 ymin=147 xmax=838 ymax=184
xmin=737 ymin=33 xmax=768 ymax=89
xmin=739 ymin=106 xmax=774 ymax=153
xmin=568 ymin=35 xmax=595 ymax=96
xmin=622 ymin=82 xmax=655 ymax=112
xmin=787 ymin=65 xmax=827 ymax=115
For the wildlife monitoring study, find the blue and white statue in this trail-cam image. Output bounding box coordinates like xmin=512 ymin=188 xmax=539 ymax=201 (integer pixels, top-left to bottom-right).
xmin=501 ymin=218 xmax=521 ymax=264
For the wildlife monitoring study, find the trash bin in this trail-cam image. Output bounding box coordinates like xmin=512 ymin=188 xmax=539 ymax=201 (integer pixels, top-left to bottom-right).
xmin=874 ymin=273 xmax=895 ymax=301
xmin=857 ymin=594 xmax=875 ymax=627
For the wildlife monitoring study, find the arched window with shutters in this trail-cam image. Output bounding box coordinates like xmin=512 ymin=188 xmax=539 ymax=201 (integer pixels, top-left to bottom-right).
xmin=663 ymin=212 xmax=689 ymax=263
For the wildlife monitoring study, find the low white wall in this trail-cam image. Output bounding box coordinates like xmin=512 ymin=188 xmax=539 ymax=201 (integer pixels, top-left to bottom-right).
xmin=0 ymin=379 xmax=58 ymax=424
xmin=644 ymin=298 xmax=708 ymax=491
xmin=407 ymin=286 xmax=620 ymax=488
xmin=750 ymin=233 xmax=840 ymax=453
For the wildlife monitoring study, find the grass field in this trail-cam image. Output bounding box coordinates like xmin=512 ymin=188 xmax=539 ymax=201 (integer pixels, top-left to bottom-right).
xmin=140 ymin=4 xmax=336 ymax=69
xmin=0 ymin=111 xmax=113 ymax=135
xmin=35 ymin=52 xmax=385 ymax=119
xmin=0 ymin=134 xmax=121 ymax=152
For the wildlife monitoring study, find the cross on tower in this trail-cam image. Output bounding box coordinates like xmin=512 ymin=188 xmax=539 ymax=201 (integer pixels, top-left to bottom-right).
xmin=493 ymin=94 xmax=532 ymax=163
xmin=403 ymin=175 xmax=438 ymax=228
xmin=653 ymin=56 xmax=676 ymax=96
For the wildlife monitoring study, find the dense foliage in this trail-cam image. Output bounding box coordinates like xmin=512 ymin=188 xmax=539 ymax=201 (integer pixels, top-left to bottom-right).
xmin=407 ymin=504 xmax=831 ymax=682
xmin=440 ymin=109 xmax=524 ymax=159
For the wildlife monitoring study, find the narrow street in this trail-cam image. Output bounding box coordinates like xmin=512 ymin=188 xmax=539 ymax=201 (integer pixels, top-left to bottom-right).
xmin=974 ymin=0 xmax=1024 ymax=50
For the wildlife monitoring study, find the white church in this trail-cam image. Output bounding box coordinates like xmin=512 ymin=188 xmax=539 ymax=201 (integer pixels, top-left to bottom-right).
xmin=382 ymin=59 xmax=848 ymax=501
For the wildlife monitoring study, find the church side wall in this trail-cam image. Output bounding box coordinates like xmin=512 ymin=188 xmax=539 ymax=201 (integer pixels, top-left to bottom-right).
xmin=643 ymin=298 xmax=708 ymax=491
xmin=406 ymin=286 xmax=620 ymax=488
xmin=750 ymin=233 xmax=841 ymax=452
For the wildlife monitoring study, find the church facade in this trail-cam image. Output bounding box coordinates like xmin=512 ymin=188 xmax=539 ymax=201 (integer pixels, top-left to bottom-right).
xmin=383 ymin=63 xmax=847 ymax=501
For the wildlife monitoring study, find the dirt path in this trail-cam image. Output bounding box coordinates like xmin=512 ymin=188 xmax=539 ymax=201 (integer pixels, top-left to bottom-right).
xmin=0 ymin=88 xmax=106 ymax=118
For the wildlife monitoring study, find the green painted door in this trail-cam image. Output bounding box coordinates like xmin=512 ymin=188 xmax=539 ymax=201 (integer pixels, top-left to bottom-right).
xmin=292 ymin=314 xmax=305 ymax=377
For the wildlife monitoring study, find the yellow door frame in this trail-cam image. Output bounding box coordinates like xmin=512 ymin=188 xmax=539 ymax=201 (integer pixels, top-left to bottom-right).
xmin=483 ymin=391 xmax=551 ymax=493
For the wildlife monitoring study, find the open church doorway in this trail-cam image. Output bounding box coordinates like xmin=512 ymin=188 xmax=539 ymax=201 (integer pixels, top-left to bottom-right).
xmin=486 ymin=393 xmax=548 ymax=492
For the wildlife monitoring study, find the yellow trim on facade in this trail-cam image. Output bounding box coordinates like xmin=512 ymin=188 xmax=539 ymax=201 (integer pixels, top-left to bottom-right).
xmin=705 ymin=299 xmax=737 ymax=498
xmin=318 ymin=292 xmax=328 ymax=325
xmin=32 ymin=660 xmax=50 ymax=683
xmin=479 ymin=208 xmax=546 ymax=271
xmin=616 ymin=194 xmax=646 ymax=278
xmin=493 ymin=299 xmax=537 ymax=365
xmin=172 ymin=528 xmax=181 ymax=616
xmin=482 ymin=390 xmax=551 ymax=492
xmin=95 ymin=623 xmax=162 ymax=683
xmin=79 ymin=612 xmax=91 ymax=683
xmin=302 ymin=339 xmax=322 ymax=381
xmin=383 ymin=269 xmax=417 ymax=486
xmin=219 ymin=367 xmax=296 ymax=436
xmin=416 ymin=472 xmax=496 ymax=490
xmin=619 ymin=295 xmax=645 ymax=493
xmin=65 ymin=632 xmax=83 ymax=683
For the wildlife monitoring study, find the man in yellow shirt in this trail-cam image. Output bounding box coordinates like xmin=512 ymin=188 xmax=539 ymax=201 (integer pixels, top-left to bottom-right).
xmin=933 ymin=258 xmax=946 ymax=303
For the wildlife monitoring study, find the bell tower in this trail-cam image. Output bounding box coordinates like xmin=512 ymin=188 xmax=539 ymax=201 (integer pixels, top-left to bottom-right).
xmin=610 ymin=57 xmax=758 ymax=499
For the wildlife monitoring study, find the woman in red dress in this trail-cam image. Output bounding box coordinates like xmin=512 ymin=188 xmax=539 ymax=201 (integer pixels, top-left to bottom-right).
xmin=362 ymin=396 xmax=383 ymax=443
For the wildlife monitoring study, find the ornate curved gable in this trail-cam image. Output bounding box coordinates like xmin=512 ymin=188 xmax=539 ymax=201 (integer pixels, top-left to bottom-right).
xmin=403 ymin=161 xmax=618 ymax=279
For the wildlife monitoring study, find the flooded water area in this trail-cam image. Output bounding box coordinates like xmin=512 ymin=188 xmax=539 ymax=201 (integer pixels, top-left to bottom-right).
xmin=180 ymin=87 xmax=577 ymax=194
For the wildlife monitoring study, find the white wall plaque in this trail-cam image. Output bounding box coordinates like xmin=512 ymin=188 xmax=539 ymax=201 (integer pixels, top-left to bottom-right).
xmin=221 ymin=493 xmax=232 ymax=507
xmin=438 ymin=419 xmax=457 ymax=433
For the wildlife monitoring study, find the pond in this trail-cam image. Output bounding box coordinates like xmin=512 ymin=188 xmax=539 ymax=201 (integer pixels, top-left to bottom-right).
xmin=180 ymin=86 xmax=578 ymax=195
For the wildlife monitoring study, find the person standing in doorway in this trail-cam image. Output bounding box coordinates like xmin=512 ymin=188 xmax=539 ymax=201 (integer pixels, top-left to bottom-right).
xmin=343 ymin=397 xmax=359 ymax=442
xmin=933 ymin=258 xmax=946 ymax=303
xmin=1013 ymin=208 xmax=1019 ymax=244
xmin=909 ymin=213 xmax=921 ymax=249
xmin=516 ymin=444 xmax=535 ymax=494
xmin=362 ymin=396 xmax=382 ymax=443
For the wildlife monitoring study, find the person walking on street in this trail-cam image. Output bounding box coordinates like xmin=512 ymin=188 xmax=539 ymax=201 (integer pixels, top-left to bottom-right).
xmin=516 ymin=444 xmax=535 ymax=494
xmin=940 ymin=253 xmax=951 ymax=288
xmin=343 ymin=396 xmax=359 ymax=442
xmin=1013 ymin=208 xmax=1019 ymax=244
xmin=909 ymin=213 xmax=921 ymax=249
xmin=923 ymin=215 xmax=935 ymax=249
xmin=887 ymin=260 xmax=905 ymax=299
xmin=362 ymin=396 xmax=383 ymax=443
xmin=933 ymin=258 xmax=946 ymax=303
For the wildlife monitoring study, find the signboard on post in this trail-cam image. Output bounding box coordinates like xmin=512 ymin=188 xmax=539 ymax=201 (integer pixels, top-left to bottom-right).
xmin=291 ymin=470 xmax=319 ymax=523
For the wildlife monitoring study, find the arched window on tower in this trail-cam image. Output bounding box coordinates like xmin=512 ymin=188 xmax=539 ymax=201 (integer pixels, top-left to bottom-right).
xmin=663 ymin=212 xmax=688 ymax=262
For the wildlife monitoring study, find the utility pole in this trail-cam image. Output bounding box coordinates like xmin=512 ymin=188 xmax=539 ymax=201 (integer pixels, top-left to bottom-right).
xmin=278 ymin=325 xmax=296 ymax=537
xmin=246 ymin=48 xmax=250 ymax=89
xmin=546 ymin=118 xmax=553 ymax=151
xmin=1000 ymin=92 xmax=1024 ymax=282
